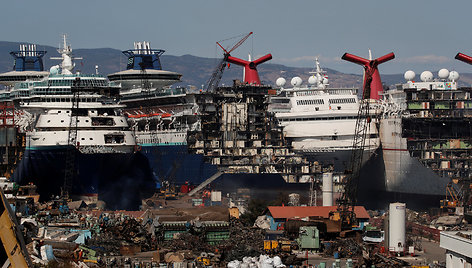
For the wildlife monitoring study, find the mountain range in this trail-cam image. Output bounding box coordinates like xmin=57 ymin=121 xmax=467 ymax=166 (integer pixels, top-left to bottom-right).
xmin=1 ymin=41 xmax=472 ymax=89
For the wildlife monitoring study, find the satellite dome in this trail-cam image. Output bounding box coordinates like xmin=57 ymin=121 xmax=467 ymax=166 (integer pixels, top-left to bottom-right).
xmin=438 ymin=69 xmax=450 ymax=79
xmin=449 ymin=71 xmax=460 ymax=81
xmin=420 ymin=71 xmax=433 ymax=82
xmin=308 ymin=76 xmax=317 ymax=85
xmin=276 ymin=77 xmax=286 ymax=87
xmin=404 ymin=70 xmax=415 ymax=81
xmin=49 ymin=65 xmax=60 ymax=75
xmin=291 ymin=77 xmax=303 ymax=87
xmin=322 ymin=78 xmax=329 ymax=85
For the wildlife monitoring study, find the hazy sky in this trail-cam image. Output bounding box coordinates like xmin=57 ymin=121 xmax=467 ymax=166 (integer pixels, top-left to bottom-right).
xmin=2 ymin=0 xmax=472 ymax=75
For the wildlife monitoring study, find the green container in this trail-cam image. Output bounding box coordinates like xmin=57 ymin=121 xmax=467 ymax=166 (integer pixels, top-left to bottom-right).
xmin=206 ymin=231 xmax=230 ymax=245
xmin=164 ymin=230 xmax=185 ymax=241
xmin=408 ymin=102 xmax=422 ymax=109
xmin=296 ymin=226 xmax=320 ymax=250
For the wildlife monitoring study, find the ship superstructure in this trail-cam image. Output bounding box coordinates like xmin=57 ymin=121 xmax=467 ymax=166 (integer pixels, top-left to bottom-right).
xmin=378 ymin=69 xmax=469 ymax=204
xmin=269 ymin=59 xmax=380 ymax=172
xmin=0 ymin=44 xmax=49 ymax=86
xmin=0 ymin=36 xmax=155 ymax=209
xmin=108 ymin=42 xmax=207 ymax=185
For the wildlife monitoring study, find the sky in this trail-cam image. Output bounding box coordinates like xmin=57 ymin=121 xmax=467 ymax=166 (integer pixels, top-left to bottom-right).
xmin=2 ymin=0 xmax=472 ymax=75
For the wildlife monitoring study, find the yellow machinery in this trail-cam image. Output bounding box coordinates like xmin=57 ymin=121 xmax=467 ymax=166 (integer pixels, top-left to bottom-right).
xmin=195 ymin=255 xmax=211 ymax=267
xmin=263 ymin=239 xmax=293 ymax=253
xmin=0 ymin=188 xmax=32 ymax=267
xmin=440 ymin=183 xmax=461 ymax=211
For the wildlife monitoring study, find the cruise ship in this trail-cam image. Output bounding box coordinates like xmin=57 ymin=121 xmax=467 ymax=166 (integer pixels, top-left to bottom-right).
xmin=268 ymin=59 xmax=380 ymax=172
xmin=0 ymin=37 xmax=155 ymax=209
xmin=368 ymin=68 xmax=469 ymax=208
xmin=108 ymin=42 xmax=216 ymax=186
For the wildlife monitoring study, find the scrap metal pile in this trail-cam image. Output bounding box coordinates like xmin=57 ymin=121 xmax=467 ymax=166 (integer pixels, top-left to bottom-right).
xmin=160 ymin=217 xmax=265 ymax=262
xmin=86 ymin=216 xmax=156 ymax=255
xmin=322 ymin=238 xmax=362 ymax=258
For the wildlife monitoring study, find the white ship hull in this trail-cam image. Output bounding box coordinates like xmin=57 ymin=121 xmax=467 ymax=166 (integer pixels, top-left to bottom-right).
xmin=380 ymin=117 xmax=449 ymax=196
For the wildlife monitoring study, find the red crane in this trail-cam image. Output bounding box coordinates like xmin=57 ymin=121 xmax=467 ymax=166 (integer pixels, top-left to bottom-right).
xmin=337 ymin=51 xmax=395 ymax=229
xmin=206 ymin=32 xmax=260 ymax=91
xmin=342 ymin=52 xmax=395 ymax=100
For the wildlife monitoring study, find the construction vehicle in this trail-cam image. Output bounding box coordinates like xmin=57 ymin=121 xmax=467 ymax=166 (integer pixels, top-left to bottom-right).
xmin=440 ymin=182 xmax=461 ymax=212
xmin=263 ymin=239 xmax=296 ymax=254
xmin=337 ymin=51 xmax=395 ymax=229
xmin=0 ymin=188 xmax=33 ymax=267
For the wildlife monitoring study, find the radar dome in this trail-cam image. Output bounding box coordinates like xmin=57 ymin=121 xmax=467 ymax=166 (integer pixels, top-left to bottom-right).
xmin=404 ymin=70 xmax=415 ymax=81
xmin=308 ymin=76 xmax=317 ymax=85
xmin=449 ymin=71 xmax=459 ymax=81
xmin=420 ymin=71 xmax=433 ymax=82
xmin=49 ymin=65 xmax=60 ymax=75
xmin=438 ymin=69 xmax=450 ymax=79
xmin=322 ymin=78 xmax=329 ymax=85
xmin=291 ymin=77 xmax=303 ymax=87
xmin=276 ymin=77 xmax=286 ymax=87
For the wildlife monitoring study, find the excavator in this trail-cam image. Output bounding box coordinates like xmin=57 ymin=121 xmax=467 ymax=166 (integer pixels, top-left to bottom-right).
xmin=0 ymin=187 xmax=33 ymax=267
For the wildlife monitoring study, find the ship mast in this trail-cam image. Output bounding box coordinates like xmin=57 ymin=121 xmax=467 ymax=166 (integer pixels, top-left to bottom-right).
xmin=50 ymin=34 xmax=82 ymax=75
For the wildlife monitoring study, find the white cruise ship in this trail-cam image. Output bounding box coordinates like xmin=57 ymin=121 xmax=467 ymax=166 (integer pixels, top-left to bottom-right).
xmin=269 ymin=59 xmax=380 ymax=171
xmin=0 ymin=36 xmax=156 ymax=209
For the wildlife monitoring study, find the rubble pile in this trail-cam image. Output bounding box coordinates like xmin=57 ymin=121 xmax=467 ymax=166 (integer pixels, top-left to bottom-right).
xmin=86 ymin=217 xmax=155 ymax=255
xmin=159 ymin=218 xmax=265 ymax=263
xmin=161 ymin=232 xmax=214 ymax=253
xmin=361 ymin=253 xmax=409 ymax=268
xmin=322 ymin=238 xmax=362 ymax=258
xmin=218 ymin=218 xmax=265 ymax=261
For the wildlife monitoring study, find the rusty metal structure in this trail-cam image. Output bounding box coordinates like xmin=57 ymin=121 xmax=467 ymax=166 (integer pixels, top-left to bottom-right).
xmin=187 ymin=84 xmax=323 ymax=183
xmin=0 ymin=102 xmax=25 ymax=178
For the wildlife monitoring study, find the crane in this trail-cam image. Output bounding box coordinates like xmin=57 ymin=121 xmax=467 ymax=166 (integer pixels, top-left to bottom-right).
xmin=62 ymin=77 xmax=81 ymax=200
xmin=205 ymin=32 xmax=253 ymax=92
xmin=337 ymin=51 xmax=395 ymax=228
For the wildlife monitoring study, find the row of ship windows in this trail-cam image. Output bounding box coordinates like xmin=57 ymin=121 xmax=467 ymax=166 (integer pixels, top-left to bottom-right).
xmin=295 ymin=91 xmax=321 ymax=96
xmin=40 ymin=97 xmax=99 ymax=102
xmin=295 ymin=98 xmax=356 ymax=106
xmin=279 ymin=116 xmax=358 ymax=121
xmin=328 ymin=98 xmax=356 ymax=104
xmin=296 ymin=99 xmax=325 ymax=105
xmin=47 ymin=79 xmax=107 ymax=87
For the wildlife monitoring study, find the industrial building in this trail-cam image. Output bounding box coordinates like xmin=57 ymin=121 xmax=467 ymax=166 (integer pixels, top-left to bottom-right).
xmin=440 ymin=230 xmax=472 ymax=267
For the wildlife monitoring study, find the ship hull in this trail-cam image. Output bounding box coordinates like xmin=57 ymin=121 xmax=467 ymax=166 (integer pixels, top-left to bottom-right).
xmin=140 ymin=144 xmax=314 ymax=196
xmin=12 ymin=147 xmax=156 ymax=210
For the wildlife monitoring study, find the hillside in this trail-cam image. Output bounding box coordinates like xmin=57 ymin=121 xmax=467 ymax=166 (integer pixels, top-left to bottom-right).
xmin=1 ymin=41 xmax=472 ymax=89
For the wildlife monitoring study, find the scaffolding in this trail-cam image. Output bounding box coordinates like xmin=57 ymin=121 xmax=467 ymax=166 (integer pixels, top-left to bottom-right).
xmin=187 ymin=84 xmax=328 ymax=183
xmin=402 ymin=86 xmax=472 ymax=207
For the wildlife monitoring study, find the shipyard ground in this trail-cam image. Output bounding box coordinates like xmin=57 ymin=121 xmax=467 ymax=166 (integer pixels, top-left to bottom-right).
xmin=3 ymin=188 xmax=466 ymax=267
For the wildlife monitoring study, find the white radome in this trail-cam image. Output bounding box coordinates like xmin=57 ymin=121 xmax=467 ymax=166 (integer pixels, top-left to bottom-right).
xmin=404 ymin=70 xmax=415 ymax=81
xmin=308 ymin=76 xmax=317 ymax=85
xmin=449 ymin=71 xmax=459 ymax=81
xmin=322 ymin=78 xmax=329 ymax=85
xmin=276 ymin=77 xmax=286 ymax=87
xmin=438 ymin=69 xmax=449 ymax=80
xmin=291 ymin=77 xmax=303 ymax=87
xmin=420 ymin=71 xmax=433 ymax=82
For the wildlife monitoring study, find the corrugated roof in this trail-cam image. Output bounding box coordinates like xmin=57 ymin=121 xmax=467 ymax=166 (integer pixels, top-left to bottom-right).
xmin=267 ymin=206 xmax=370 ymax=220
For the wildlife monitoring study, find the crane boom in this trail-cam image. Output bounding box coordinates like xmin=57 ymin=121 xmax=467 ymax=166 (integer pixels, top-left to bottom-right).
xmin=206 ymin=32 xmax=253 ymax=92
xmin=338 ymin=52 xmax=394 ymax=228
